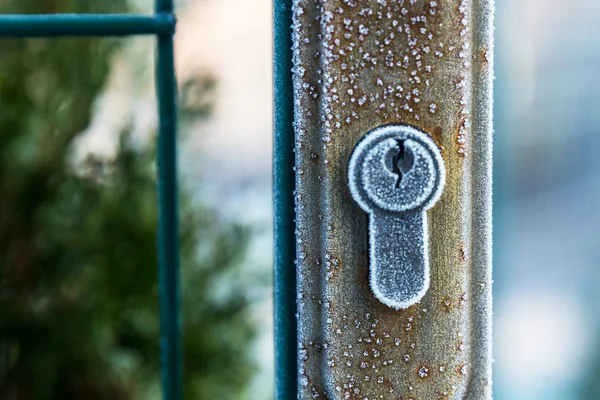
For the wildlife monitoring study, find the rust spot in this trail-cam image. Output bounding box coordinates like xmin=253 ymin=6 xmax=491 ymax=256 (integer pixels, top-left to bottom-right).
xmin=442 ymin=297 xmax=453 ymax=312
xmin=437 ymin=390 xmax=450 ymax=399
xmin=430 ymin=126 xmax=446 ymax=160
xmin=481 ymin=46 xmax=490 ymax=64
xmin=455 ymin=364 xmax=468 ymax=376
xmin=432 ymin=126 xmax=443 ymax=145
xmin=459 ymin=244 xmax=467 ymax=263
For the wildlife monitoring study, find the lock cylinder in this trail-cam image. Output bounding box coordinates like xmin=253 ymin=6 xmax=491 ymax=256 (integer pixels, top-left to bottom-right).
xmin=348 ymin=125 xmax=446 ymax=309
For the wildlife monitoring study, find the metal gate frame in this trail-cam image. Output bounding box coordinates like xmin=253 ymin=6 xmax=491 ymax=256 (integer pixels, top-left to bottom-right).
xmin=0 ymin=2 xmax=182 ymax=399
xmin=273 ymin=0 xmax=297 ymax=398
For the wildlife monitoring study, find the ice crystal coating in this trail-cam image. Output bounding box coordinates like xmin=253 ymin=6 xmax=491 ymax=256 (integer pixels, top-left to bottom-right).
xmin=348 ymin=125 xmax=445 ymax=309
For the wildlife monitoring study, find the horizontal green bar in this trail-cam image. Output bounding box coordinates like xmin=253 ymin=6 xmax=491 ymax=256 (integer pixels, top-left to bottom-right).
xmin=0 ymin=13 xmax=175 ymax=37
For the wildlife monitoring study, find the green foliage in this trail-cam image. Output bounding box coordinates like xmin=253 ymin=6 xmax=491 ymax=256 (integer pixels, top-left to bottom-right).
xmin=0 ymin=1 xmax=256 ymax=399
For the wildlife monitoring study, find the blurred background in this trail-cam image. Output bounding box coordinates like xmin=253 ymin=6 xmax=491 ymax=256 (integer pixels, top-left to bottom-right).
xmin=0 ymin=0 xmax=599 ymax=399
xmin=495 ymin=1 xmax=600 ymax=399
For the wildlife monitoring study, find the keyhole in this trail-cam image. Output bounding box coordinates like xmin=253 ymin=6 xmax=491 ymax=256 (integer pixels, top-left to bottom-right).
xmin=392 ymin=140 xmax=415 ymax=188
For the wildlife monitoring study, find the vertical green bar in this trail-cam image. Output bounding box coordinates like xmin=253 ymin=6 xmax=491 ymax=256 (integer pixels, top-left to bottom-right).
xmin=274 ymin=0 xmax=297 ymax=398
xmin=155 ymin=0 xmax=182 ymax=399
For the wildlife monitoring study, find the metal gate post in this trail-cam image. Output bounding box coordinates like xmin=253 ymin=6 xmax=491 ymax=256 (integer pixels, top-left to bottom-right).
xmin=155 ymin=0 xmax=182 ymax=399
xmin=290 ymin=1 xmax=494 ymax=399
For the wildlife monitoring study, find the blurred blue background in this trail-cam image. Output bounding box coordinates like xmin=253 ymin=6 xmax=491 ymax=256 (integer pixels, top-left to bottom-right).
xmin=494 ymin=0 xmax=600 ymax=398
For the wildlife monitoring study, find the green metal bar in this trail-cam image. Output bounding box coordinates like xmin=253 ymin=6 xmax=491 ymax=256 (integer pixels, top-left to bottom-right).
xmin=156 ymin=36 xmax=182 ymax=400
xmin=155 ymin=0 xmax=182 ymax=399
xmin=273 ymin=0 xmax=297 ymax=398
xmin=0 ymin=14 xmax=175 ymax=37
xmin=156 ymin=0 xmax=174 ymax=13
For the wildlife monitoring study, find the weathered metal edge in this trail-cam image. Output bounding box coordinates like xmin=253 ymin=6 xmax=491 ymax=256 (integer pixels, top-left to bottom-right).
xmin=273 ymin=0 xmax=299 ymax=398
xmin=465 ymin=0 xmax=494 ymax=398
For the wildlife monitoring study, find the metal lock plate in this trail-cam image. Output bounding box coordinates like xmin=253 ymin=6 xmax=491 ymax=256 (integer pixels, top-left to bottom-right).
xmin=291 ymin=0 xmax=494 ymax=399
